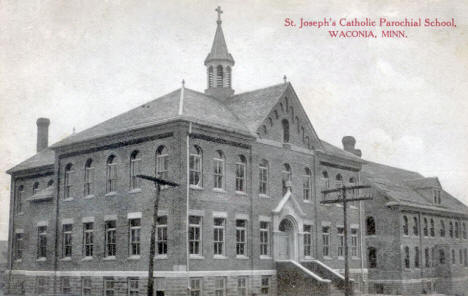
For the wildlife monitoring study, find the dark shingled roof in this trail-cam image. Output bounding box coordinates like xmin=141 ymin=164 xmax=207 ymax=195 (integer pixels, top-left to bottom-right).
xmin=319 ymin=140 xmax=366 ymax=163
xmin=361 ymin=161 xmax=468 ymax=214
xmin=7 ymin=148 xmax=55 ymax=174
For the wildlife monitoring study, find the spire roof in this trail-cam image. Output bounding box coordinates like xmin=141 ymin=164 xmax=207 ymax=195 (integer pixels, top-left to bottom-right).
xmin=204 ymin=6 xmax=234 ymax=65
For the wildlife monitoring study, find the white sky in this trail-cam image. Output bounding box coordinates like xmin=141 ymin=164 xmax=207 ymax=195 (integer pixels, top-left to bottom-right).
xmin=1 ymin=0 xmax=467 ymax=240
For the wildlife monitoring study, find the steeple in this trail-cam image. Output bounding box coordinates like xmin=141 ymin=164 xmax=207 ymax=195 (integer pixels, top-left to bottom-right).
xmin=204 ymin=6 xmax=235 ymax=101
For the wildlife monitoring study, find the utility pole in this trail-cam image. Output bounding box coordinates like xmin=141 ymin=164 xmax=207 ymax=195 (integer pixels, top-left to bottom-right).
xmin=321 ymin=184 xmax=372 ymax=296
xmin=136 ymin=175 xmax=179 ymax=296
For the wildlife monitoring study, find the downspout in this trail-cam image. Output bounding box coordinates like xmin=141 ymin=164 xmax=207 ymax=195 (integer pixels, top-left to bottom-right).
xmin=7 ymin=177 xmax=15 ymax=293
xmin=358 ymin=171 xmax=365 ymax=291
xmin=418 ymin=211 xmax=423 ymax=283
xmin=313 ymin=153 xmax=319 ymax=259
xmin=53 ymin=158 xmax=61 ymax=295
xmin=248 ymin=143 xmax=254 ymax=293
xmin=186 ymin=122 xmax=191 ymax=295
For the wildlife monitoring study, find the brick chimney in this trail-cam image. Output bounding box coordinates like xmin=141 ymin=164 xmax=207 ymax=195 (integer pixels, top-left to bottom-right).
xmin=36 ymin=118 xmax=50 ymax=152
xmin=342 ymin=136 xmax=362 ymax=157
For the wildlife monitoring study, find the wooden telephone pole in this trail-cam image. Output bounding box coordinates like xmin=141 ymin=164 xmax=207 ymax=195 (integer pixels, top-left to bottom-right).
xmin=136 ymin=175 xmax=179 ymax=296
xmin=321 ymin=184 xmax=372 ymax=296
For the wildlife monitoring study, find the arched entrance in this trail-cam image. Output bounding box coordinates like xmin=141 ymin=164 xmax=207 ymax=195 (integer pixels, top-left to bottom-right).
xmin=278 ymin=218 xmax=296 ymax=260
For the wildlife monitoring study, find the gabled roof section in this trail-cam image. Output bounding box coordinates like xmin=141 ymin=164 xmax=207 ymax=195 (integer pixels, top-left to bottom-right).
xmin=51 ymin=88 xmax=250 ymax=148
xmin=225 ymin=83 xmax=290 ymax=135
xmin=361 ymin=161 xmax=468 ymax=214
xmin=405 ymin=177 xmax=441 ymax=189
xmin=273 ymin=190 xmax=306 ymax=217
xmin=7 ymin=148 xmax=55 ymax=174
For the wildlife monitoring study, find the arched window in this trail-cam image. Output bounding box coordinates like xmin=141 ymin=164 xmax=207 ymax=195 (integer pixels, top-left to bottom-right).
xmin=279 ymin=103 xmax=284 ymax=112
xmin=403 ymin=216 xmax=409 ymax=236
xmin=404 ymin=246 xmax=410 ymax=268
xmin=367 ymin=247 xmax=377 ymax=268
xmin=268 ymin=117 xmax=273 ymax=127
xmin=413 ymin=217 xmax=419 ymax=236
xmin=282 ymin=119 xmax=290 ymax=143
xmin=189 ymin=145 xmax=202 ymax=187
xmin=47 ymin=179 xmax=54 ymax=187
xmin=322 ymin=171 xmax=329 ymax=189
xmin=259 ymin=159 xmax=269 ymax=195
xmin=440 ymin=220 xmax=446 ymax=237
xmin=303 ymin=168 xmax=311 ymax=201
xmin=455 ymin=222 xmax=460 ymax=238
xmin=106 ymin=155 xmax=117 ymax=193
xmin=424 ymin=248 xmax=430 ymax=268
xmin=156 ymin=146 xmax=169 ymax=180
xmin=33 ymin=182 xmax=40 ymax=195
xmin=213 ymin=150 xmax=225 ymax=190
xmin=208 ymin=66 xmax=214 ymax=88
xmin=335 ymin=174 xmax=343 ymax=189
xmin=451 ymin=249 xmax=456 ymax=264
xmin=15 ymin=185 xmax=24 ymax=214
xmin=281 ymin=163 xmax=292 ymax=195
xmin=130 ymin=151 xmax=141 ymax=190
xmin=439 ymin=249 xmax=446 ymax=264
xmin=235 ymin=155 xmax=247 ymax=192
xmin=226 ymin=66 xmax=231 ymax=88
xmin=430 ymin=219 xmax=435 ymax=237
xmin=295 ymin=117 xmax=300 ymax=134
xmin=284 ymin=97 xmax=289 ymax=112
xmin=449 ymin=221 xmax=454 ymax=238
xmin=423 ymin=218 xmax=428 ymax=236
xmin=460 ymin=249 xmax=463 ymax=265
xmin=349 ymin=177 xmax=357 ymax=206
xmin=84 ymin=159 xmax=94 ymax=196
xmin=366 ymin=216 xmax=376 ymax=235
xmin=414 ymin=247 xmax=420 ymax=268
xmin=64 ymin=163 xmax=74 ymax=199
xmin=216 ymin=65 xmax=223 ymax=87
xmin=463 ymin=222 xmax=467 ymax=239
xmin=290 ymin=107 xmax=294 ymax=120
xmin=274 ymin=110 xmax=279 ymax=119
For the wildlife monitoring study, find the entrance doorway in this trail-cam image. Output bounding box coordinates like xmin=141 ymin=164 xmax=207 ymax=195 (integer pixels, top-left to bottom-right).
xmin=278 ymin=218 xmax=295 ymax=260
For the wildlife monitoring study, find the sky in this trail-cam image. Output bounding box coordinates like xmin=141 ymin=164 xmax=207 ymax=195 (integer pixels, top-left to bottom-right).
xmin=0 ymin=0 xmax=467 ymax=240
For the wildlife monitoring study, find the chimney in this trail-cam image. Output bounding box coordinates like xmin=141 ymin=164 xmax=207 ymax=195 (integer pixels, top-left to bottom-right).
xmin=342 ymin=136 xmax=362 ymax=157
xmin=36 ymin=118 xmax=50 ymax=152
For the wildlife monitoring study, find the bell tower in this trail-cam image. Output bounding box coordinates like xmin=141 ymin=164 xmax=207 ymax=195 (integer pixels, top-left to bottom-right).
xmin=204 ymin=6 xmax=235 ymax=100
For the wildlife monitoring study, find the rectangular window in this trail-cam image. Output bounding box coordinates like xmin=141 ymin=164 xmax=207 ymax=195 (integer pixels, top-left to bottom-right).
xmin=303 ymin=175 xmax=311 ymax=201
xmin=130 ymin=155 xmax=142 ymax=190
xmin=337 ymin=227 xmax=344 ymax=257
xmin=35 ymin=277 xmax=47 ymax=294
xmin=351 ymin=228 xmax=359 ymax=257
xmin=190 ymin=278 xmax=202 ymax=296
xmin=62 ymin=224 xmax=73 ymax=258
xmin=425 ymin=248 xmax=430 ymax=268
xmin=129 ymin=219 xmax=141 ymax=256
xmin=261 ymin=276 xmax=270 ymax=295
xmin=105 ymin=220 xmax=117 ymax=257
xmin=259 ymin=165 xmax=268 ymax=195
xmin=156 ymin=153 xmax=169 ymax=180
xmin=189 ymin=154 xmax=202 ymax=186
xmin=415 ymin=247 xmax=420 ymax=268
xmin=82 ymin=277 xmax=92 ymax=295
xmin=155 ymin=278 xmax=165 ymax=296
xmin=304 ymin=225 xmax=312 ymax=257
xmin=84 ymin=165 xmax=95 ymax=196
xmin=83 ymin=222 xmax=94 ymax=257
xmin=62 ymin=277 xmax=71 ymax=294
xmin=260 ymin=221 xmax=270 ymax=256
xmin=107 ymin=163 xmax=118 ymax=193
xmin=213 ymin=158 xmax=224 ymax=189
xmin=236 ymin=219 xmax=247 ymax=256
xmin=235 ymin=161 xmax=246 ymax=192
xmin=64 ymin=169 xmax=73 ymax=198
xmin=128 ymin=278 xmax=139 ymax=296
xmin=189 ymin=216 xmax=202 ymax=255
xmin=215 ymin=277 xmax=225 ymax=296
xmin=214 ymin=218 xmax=225 ymax=256
xmin=237 ymin=277 xmax=248 ymax=296
xmin=15 ymin=187 xmax=24 ymax=214
xmin=322 ymin=226 xmax=330 ymax=257
xmin=37 ymin=226 xmax=47 ymax=259
xmin=157 ymin=216 xmax=168 ymax=255
xmin=104 ymin=278 xmax=115 ymax=296
xmin=14 ymin=233 xmax=24 ymax=260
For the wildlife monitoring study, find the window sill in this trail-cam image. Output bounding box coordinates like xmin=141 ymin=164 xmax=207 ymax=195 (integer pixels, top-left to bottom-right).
xmin=128 ymin=188 xmax=142 ymax=194
xmin=258 ymin=194 xmax=270 ymax=199
xmin=36 ymin=257 xmax=47 ymax=262
xmin=190 ymin=255 xmax=204 ymax=260
xmin=128 ymin=255 xmax=141 ymax=260
xmin=81 ymin=256 xmax=93 ymax=261
xmin=260 ymin=255 xmax=272 ymax=260
xmin=103 ymin=256 xmax=116 ymax=261
xmin=15 ymin=212 xmax=24 ymax=216
xmin=323 ymin=256 xmax=332 ymax=260
xmin=352 ymin=256 xmax=360 ymax=260
xmin=235 ymin=191 xmax=247 ymax=196
xmin=303 ymin=256 xmax=314 ymax=261
xmin=14 ymin=259 xmax=22 ymax=263
xmin=214 ymin=255 xmax=227 ymax=259
xmin=212 ymin=188 xmax=227 ymax=193
xmin=63 ymin=197 xmax=74 ymax=202
xmin=336 ymin=204 xmax=343 ymax=208
xmin=338 ymin=256 xmax=344 ymax=260
xmin=155 ymin=255 xmax=168 ymax=260
xmin=303 ymin=200 xmax=312 ymax=203
xmin=236 ymin=255 xmax=249 ymax=260
xmin=84 ymin=194 xmax=95 ymax=199
xmin=105 ymin=192 xmax=117 ymax=197
xmin=190 ymin=185 xmax=204 ymax=191
xmin=60 ymin=257 xmax=72 ymax=261
xmin=349 ymin=206 xmax=358 ymax=209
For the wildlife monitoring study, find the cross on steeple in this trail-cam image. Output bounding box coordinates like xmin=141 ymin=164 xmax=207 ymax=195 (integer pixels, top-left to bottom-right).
xmin=215 ymin=6 xmax=223 ymax=23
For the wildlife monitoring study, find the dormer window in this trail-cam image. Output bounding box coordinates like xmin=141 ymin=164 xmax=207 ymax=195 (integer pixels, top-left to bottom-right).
xmin=433 ymin=189 xmax=441 ymax=204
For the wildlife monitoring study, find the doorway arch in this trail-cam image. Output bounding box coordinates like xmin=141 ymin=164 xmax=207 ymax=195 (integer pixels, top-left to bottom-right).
xmin=277 ymin=216 xmax=298 ymax=260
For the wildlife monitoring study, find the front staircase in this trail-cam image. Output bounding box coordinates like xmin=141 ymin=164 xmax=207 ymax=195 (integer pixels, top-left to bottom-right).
xmin=276 ymin=260 xmax=353 ymax=296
